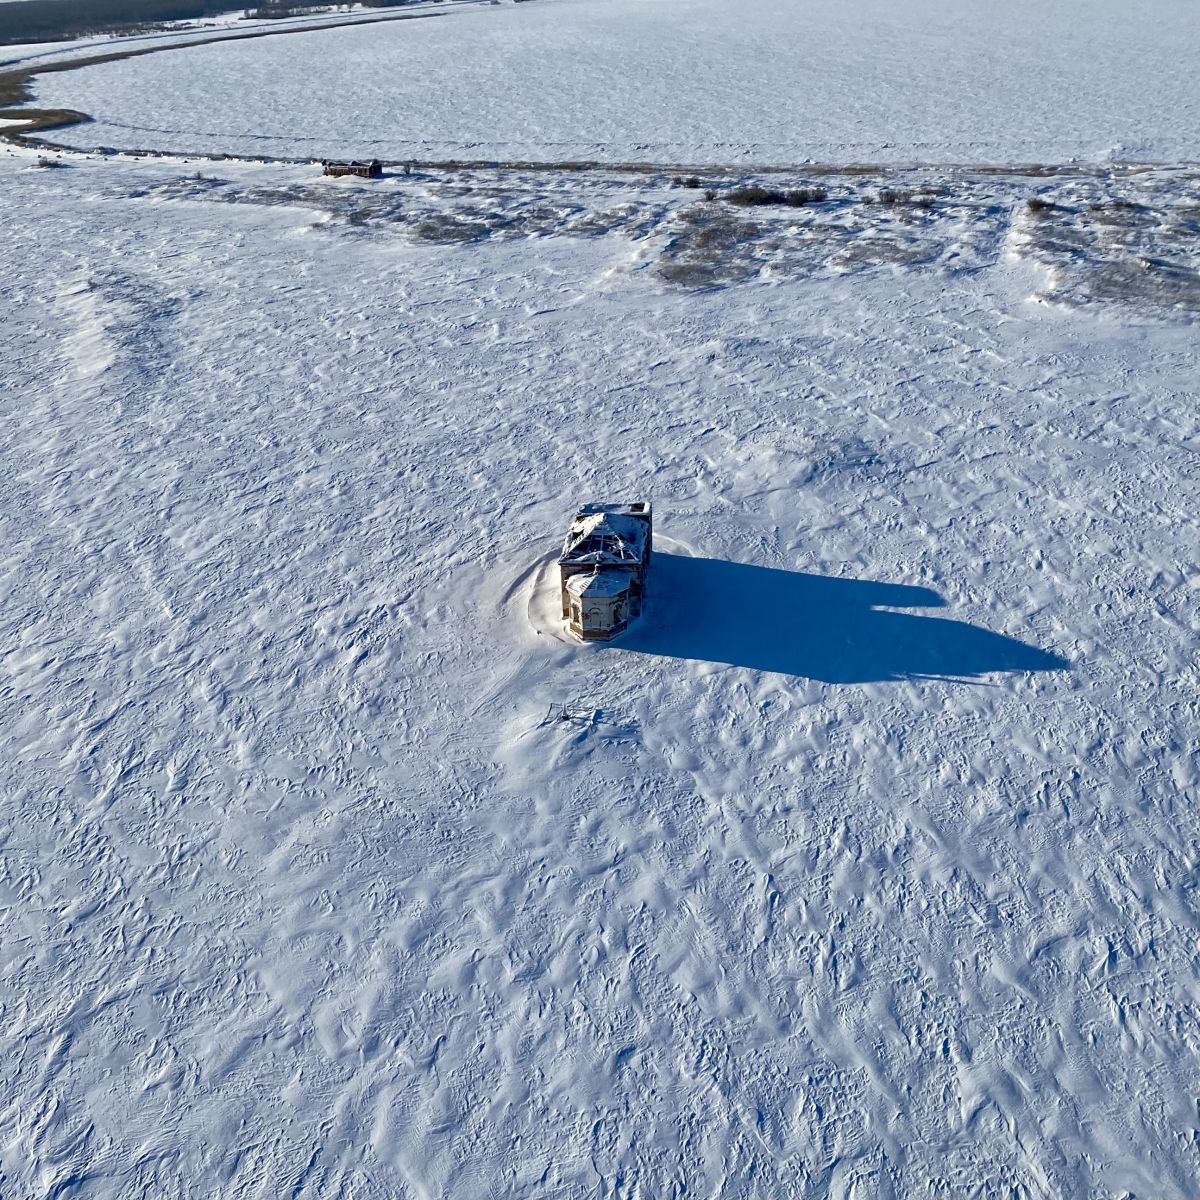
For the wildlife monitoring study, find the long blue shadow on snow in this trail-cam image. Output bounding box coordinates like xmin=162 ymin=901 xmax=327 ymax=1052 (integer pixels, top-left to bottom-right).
xmin=619 ymin=553 xmax=1068 ymax=684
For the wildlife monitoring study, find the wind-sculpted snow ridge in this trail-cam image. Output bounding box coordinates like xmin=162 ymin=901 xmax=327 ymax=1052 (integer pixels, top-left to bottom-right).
xmin=1 ymin=150 xmax=1199 ymax=1200
xmin=30 ymin=0 xmax=1200 ymax=164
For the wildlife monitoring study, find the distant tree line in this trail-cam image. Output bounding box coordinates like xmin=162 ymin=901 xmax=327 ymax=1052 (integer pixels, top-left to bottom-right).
xmin=244 ymin=0 xmax=412 ymax=17
xmin=0 ymin=0 xmax=415 ymax=46
xmin=0 ymin=0 xmax=223 ymax=44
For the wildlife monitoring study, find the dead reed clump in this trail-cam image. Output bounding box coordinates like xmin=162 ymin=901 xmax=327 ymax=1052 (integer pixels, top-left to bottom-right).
xmin=726 ymin=184 xmax=784 ymax=206
xmin=865 ymin=188 xmax=936 ymax=207
xmin=724 ymin=184 xmax=828 ymax=207
xmin=785 ymin=186 xmax=829 ymax=206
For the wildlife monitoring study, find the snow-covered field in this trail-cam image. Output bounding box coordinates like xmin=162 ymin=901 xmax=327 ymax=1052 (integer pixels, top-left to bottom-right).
xmin=30 ymin=0 xmax=1200 ymax=163
xmin=2 ymin=140 xmax=1199 ymax=1198
xmin=4 ymin=3 xmax=1200 ymax=1194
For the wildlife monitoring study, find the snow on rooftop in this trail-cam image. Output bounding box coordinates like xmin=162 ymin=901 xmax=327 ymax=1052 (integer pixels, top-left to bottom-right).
xmin=566 ymin=568 xmax=633 ymax=598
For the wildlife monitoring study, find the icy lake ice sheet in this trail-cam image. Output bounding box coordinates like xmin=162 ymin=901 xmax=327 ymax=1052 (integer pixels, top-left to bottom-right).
xmin=2 ymin=145 xmax=1199 ymax=1198
xmin=30 ymin=0 xmax=1200 ymax=163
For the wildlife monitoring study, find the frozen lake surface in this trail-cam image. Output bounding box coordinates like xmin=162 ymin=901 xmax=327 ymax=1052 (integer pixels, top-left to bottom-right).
xmin=31 ymin=0 xmax=1200 ymax=163
xmin=1 ymin=142 xmax=1199 ymax=1197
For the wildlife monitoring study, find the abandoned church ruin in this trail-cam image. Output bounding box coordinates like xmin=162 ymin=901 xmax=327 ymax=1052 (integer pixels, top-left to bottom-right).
xmin=558 ymin=502 xmax=652 ymax=642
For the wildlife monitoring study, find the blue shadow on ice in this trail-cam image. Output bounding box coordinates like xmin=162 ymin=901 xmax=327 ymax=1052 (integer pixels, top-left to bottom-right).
xmin=620 ymin=553 xmax=1068 ymax=684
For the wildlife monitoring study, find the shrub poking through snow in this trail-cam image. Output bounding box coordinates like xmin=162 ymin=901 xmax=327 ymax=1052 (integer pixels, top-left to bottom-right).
xmin=785 ymin=186 xmax=829 ymax=206
xmin=1026 ymin=196 xmax=1058 ymax=215
xmin=724 ymin=184 xmax=828 ymax=207
xmin=725 ymin=184 xmax=783 ymax=206
xmin=863 ymin=188 xmax=937 ymax=207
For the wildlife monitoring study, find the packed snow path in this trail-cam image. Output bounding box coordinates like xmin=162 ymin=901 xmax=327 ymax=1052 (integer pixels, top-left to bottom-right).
xmin=1 ymin=152 xmax=1198 ymax=1199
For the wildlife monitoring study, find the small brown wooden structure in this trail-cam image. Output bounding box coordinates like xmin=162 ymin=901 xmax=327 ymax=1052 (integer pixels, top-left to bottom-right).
xmin=321 ymin=159 xmax=383 ymax=179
